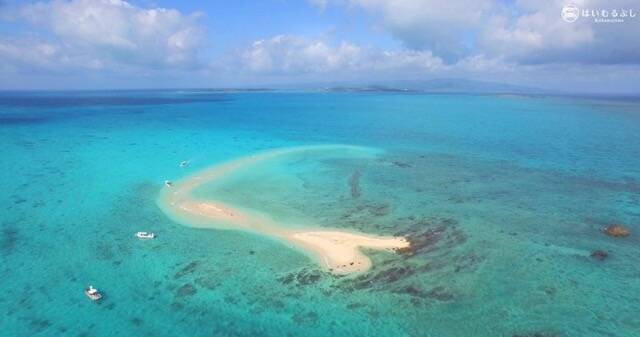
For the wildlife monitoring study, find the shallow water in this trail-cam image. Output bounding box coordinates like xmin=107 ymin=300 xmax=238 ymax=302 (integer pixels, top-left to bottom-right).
xmin=1 ymin=91 xmax=639 ymax=337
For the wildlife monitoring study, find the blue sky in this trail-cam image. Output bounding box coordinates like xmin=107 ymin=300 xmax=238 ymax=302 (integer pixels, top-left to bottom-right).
xmin=1 ymin=0 xmax=639 ymax=93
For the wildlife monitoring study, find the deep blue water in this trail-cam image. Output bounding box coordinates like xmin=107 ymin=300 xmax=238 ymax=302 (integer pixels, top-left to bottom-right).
xmin=1 ymin=90 xmax=639 ymax=337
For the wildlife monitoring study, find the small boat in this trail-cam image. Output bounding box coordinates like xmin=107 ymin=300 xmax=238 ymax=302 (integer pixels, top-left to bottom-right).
xmin=164 ymin=180 xmax=173 ymax=187
xmin=179 ymin=160 xmax=190 ymax=168
xmin=85 ymin=285 xmax=103 ymax=301
xmin=135 ymin=231 xmax=156 ymax=239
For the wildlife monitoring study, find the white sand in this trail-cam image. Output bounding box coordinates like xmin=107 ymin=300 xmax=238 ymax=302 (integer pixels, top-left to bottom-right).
xmin=158 ymin=146 xmax=409 ymax=275
xmin=290 ymin=231 xmax=408 ymax=274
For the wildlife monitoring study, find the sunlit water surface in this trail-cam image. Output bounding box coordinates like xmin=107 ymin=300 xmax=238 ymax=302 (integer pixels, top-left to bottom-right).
xmin=1 ymin=91 xmax=639 ymax=337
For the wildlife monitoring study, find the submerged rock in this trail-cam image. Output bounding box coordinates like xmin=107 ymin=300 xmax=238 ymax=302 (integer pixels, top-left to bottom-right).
xmin=602 ymin=224 xmax=631 ymax=237
xmin=590 ymin=250 xmax=608 ymax=261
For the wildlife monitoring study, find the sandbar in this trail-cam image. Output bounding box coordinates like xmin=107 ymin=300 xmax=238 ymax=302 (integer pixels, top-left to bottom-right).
xmin=158 ymin=145 xmax=409 ymax=275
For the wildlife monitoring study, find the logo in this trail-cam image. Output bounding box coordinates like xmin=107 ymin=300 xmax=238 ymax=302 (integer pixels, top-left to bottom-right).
xmin=561 ymin=3 xmax=637 ymax=23
xmin=561 ymin=4 xmax=580 ymax=22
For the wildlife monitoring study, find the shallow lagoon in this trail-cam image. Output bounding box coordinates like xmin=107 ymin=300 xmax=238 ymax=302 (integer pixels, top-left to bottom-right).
xmin=1 ymin=91 xmax=639 ymax=337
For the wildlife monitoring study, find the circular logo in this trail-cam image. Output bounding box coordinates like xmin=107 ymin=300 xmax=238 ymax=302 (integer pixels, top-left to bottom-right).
xmin=561 ymin=4 xmax=580 ymax=22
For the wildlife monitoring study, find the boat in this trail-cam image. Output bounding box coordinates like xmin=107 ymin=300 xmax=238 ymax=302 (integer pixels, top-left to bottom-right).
xmin=135 ymin=231 xmax=156 ymax=239
xmin=164 ymin=180 xmax=173 ymax=187
xmin=85 ymin=285 xmax=103 ymax=301
xmin=179 ymin=160 xmax=190 ymax=167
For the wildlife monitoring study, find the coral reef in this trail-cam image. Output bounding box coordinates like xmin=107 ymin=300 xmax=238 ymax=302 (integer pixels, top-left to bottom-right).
xmin=590 ymin=250 xmax=608 ymax=261
xmin=349 ymin=170 xmax=362 ymax=199
xmin=602 ymin=224 xmax=630 ymax=237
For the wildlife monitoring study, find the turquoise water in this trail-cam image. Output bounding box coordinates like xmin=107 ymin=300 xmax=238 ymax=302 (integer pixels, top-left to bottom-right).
xmin=1 ymin=91 xmax=639 ymax=337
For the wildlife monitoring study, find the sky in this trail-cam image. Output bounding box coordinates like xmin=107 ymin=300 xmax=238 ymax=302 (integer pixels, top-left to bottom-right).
xmin=1 ymin=0 xmax=639 ymax=93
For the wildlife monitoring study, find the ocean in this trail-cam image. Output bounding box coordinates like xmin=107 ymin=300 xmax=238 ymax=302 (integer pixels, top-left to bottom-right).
xmin=1 ymin=90 xmax=639 ymax=337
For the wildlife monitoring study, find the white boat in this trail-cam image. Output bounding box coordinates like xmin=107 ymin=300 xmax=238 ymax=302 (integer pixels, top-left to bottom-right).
xmin=135 ymin=231 xmax=156 ymax=239
xmin=85 ymin=285 xmax=103 ymax=301
xmin=164 ymin=180 xmax=173 ymax=187
xmin=179 ymin=160 xmax=190 ymax=167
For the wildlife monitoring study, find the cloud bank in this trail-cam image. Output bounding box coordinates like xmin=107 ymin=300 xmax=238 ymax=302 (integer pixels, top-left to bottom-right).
xmin=324 ymin=0 xmax=640 ymax=65
xmin=1 ymin=0 xmax=639 ymax=92
xmin=1 ymin=0 xmax=204 ymax=75
xmin=234 ymin=34 xmax=444 ymax=76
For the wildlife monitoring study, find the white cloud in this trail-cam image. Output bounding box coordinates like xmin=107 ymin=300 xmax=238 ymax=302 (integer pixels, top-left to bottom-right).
xmin=229 ymin=33 xmax=640 ymax=93
xmin=240 ymin=35 xmax=362 ymax=74
xmin=2 ymin=0 xmax=205 ymax=74
xmin=0 ymin=36 xmax=106 ymax=74
xmin=320 ymin=0 xmax=495 ymax=61
xmin=478 ymin=0 xmax=640 ymax=64
xmin=317 ymin=0 xmax=640 ymax=65
xmin=1 ymin=0 xmax=638 ymax=91
xmin=235 ymin=34 xmax=444 ymax=77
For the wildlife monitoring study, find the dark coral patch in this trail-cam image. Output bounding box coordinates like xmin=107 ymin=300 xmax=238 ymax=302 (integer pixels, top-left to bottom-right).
xmin=454 ymin=253 xmax=484 ymax=272
xmin=394 ymin=285 xmax=424 ymax=297
xmin=337 ymin=217 xmax=471 ymax=294
xmin=28 ymin=318 xmax=52 ymax=333
xmin=292 ymin=311 xmax=319 ymax=325
xmin=395 ymin=226 xmax=446 ymax=256
xmin=512 ymin=331 xmax=559 ymax=337
xmin=1 ymin=226 xmax=18 ymax=256
xmin=195 ymin=275 xmax=220 ymax=290
xmin=394 ymin=285 xmax=454 ymax=303
xmin=348 ymin=265 xmax=415 ymax=290
xmin=176 ymin=284 xmax=197 ymax=297
xmin=170 ymin=302 xmax=184 ymax=311
xmin=361 ymin=203 xmax=392 ymax=216
xmin=424 ymin=286 xmax=454 ymax=301
xmin=395 ymin=217 xmax=466 ymax=256
xmin=346 ymin=302 xmax=365 ymax=310
xmin=278 ymin=268 xmax=324 ymax=287
xmin=590 ymin=250 xmax=608 ymax=261
xmin=13 ymin=198 xmax=27 ymax=204
xmin=349 ymin=170 xmax=362 ymax=199
xmin=95 ymin=243 xmax=114 ymax=260
xmin=391 ymin=161 xmax=412 ymax=168
xmin=174 ymin=261 xmax=199 ymax=279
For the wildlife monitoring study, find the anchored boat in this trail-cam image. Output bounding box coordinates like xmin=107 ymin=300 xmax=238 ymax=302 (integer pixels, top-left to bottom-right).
xmin=85 ymin=285 xmax=103 ymax=301
xmin=135 ymin=231 xmax=156 ymax=239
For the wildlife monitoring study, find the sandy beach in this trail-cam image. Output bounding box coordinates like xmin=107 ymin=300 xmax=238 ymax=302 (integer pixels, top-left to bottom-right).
xmin=158 ymin=145 xmax=409 ymax=274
